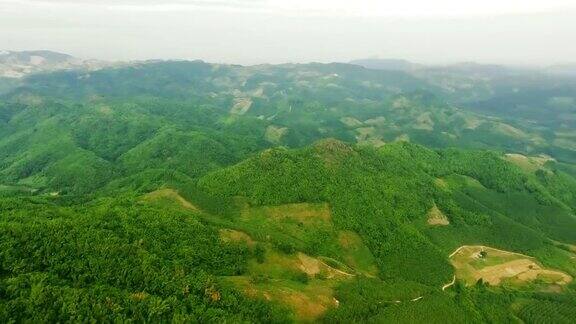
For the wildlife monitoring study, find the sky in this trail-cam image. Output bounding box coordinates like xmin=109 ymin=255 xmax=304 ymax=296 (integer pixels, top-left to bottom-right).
xmin=1 ymin=0 xmax=575 ymax=66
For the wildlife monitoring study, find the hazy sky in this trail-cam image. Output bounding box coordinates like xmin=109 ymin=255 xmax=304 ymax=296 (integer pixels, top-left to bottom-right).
xmin=1 ymin=0 xmax=575 ymax=65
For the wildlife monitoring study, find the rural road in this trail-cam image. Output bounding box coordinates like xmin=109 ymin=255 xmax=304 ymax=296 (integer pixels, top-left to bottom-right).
xmin=442 ymin=275 xmax=456 ymax=291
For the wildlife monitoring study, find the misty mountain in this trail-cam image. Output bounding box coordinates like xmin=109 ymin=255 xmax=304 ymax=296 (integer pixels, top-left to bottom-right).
xmin=0 ymin=50 xmax=110 ymax=78
xmin=546 ymin=64 xmax=576 ymax=76
xmin=349 ymin=58 xmax=422 ymax=72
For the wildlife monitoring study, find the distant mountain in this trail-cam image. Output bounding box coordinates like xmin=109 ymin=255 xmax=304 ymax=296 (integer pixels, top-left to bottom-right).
xmin=350 ymin=59 xmax=534 ymax=78
xmin=425 ymin=62 xmax=516 ymax=78
xmin=546 ymin=64 xmax=576 ymax=76
xmin=0 ymin=50 xmax=109 ymax=78
xmin=349 ymin=58 xmax=422 ymax=72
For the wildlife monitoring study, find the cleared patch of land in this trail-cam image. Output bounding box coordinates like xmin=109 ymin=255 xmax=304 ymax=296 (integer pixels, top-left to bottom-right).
xmin=392 ymin=96 xmax=411 ymax=109
xmin=142 ymin=188 xmax=198 ymax=211
xmin=364 ymin=116 xmax=386 ymax=126
xmin=493 ymin=122 xmax=528 ymax=139
xmin=226 ymin=246 xmax=352 ymax=321
xmin=553 ymin=137 xmax=576 ymax=150
xmin=228 ymin=276 xmax=338 ymax=322
xmin=238 ymin=202 xmax=377 ymax=275
xmin=247 ymin=248 xmax=351 ymax=280
xmin=230 ymin=97 xmax=252 ymax=115
xmin=449 ymin=245 xmax=572 ymax=287
xmin=355 ymin=126 xmax=375 ymax=140
xmin=434 ymin=178 xmax=449 ymax=190
xmin=219 ymin=229 xmax=255 ymax=247
xmin=340 ymin=116 xmax=363 ymax=127
xmin=427 ymin=203 xmax=449 ymax=226
xmin=354 ymin=127 xmax=386 ymax=147
xmin=338 ymin=231 xmax=378 ymax=276
xmin=222 ymin=202 xmax=379 ymax=320
xmin=394 ymin=134 xmax=410 ymax=142
xmin=264 ymin=125 xmax=288 ymax=143
xmin=463 ymin=115 xmax=484 ymax=130
xmin=444 ymin=174 xmax=486 ymax=190
xmin=414 ymin=112 xmax=434 ymax=131
xmin=243 ymin=202 xmax=331 ymax=224
xmin=504 ymin=153 xmax=554 ymax=173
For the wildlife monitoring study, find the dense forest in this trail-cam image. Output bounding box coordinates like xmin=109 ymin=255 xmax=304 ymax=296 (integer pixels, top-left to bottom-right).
xmin=1 ymin=59 xmax=575 ymax=322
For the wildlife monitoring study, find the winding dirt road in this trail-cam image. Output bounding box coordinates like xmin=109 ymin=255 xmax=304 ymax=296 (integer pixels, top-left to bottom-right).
xmin=442 ymin=275 xmax=456 ymax=291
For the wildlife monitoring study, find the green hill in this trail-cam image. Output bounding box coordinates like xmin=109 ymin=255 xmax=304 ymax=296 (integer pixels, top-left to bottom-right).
xmin=1 ymin=60 xmax=575 ymax=322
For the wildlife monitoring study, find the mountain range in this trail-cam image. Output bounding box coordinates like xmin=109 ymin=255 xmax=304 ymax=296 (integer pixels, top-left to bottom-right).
xmin=0 ymin=51 xmax=575 ymax=323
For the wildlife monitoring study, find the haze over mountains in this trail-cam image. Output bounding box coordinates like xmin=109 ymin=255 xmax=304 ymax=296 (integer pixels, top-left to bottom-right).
xmin=0 ymin=50 xmax=112 ymax=78
xmin=2 ymin=50 xmax=575 ymax=79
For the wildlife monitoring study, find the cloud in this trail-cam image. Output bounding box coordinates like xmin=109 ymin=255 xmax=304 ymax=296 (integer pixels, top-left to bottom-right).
xmin=109 ymin=1 xmax=267 ymax=13
xmin=7 ymin=0 xmax=576 ymax=17
xmin=1 ymin=0 xmax=575 ymax=65
xmin=4 ymin=0 xmax=264 ymax=8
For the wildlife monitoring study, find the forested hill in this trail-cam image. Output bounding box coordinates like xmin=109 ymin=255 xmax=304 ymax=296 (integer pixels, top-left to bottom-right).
xmin=1 ymin=60 xmax=576 ymax=322
xmin=1 ymin=60 xmax=575 ymax=195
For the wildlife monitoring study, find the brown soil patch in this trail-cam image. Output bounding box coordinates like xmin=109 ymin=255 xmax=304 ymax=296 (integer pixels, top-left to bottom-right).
xmin=354 ymin=127 xmax=385 ymax=148
xmin=247 ymin=249 xmax=350 ymax=281
xmin=265 ymin=125 xmax=288 ymax=143
xmin=297 ymin=253 xmax=353 ymax=279
xmin=540 ymin=285 xmax=563 ymax=293
xmin=359 ymin=137 xmax=386 ymax=148
xmin=478 ymin=259 xmax=537 ymax=285
xmin=258 ymin=203 xmax=331 ymax=224
xmin=427 ymin=204 xmax=449 ymax=226
xmin=338 ymin=231 xmax=361 ymax=249
xmin=227 ymin=277 xmax=337 ymax=322
xmin=355 ymin=127 xmax=375 ymax=140
xmin=142 ymin=188 xmax=198 ymax=211
xmin=516 ymin=269 xmax=572 ymax=285
xmin=414 ymin=112 xmax=434 ymax=131
xmin=392 ymin=97 xmax=411 ymax=109
xmin=230 ymin=97 xmax=253 ymax=115
xmin=97 ymin=105 xmax=113 ymax=115
xmin=219 ymin=229 xmax=255 ymax=247
xmin=394 ymin=134 xmax=410 ymax=142
xmin=434 ymin=178 xmax=449 ymax=190
xmin=450 ymin=245 xmax=573 ymax=287
xmin=364 ymin=116 xmax=386 ymax=126
xmin=297 ymin=253 xmax=321 ymax=275
xmin=463 ymin=115 xmax=483 ymax=130
xmin=282 ymin=289 xmax=328 ymax=321
xmin=504 ymin=153 xmax=554 ymax=173
xmin=340 ymin=116 xmax=363 ymax=127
